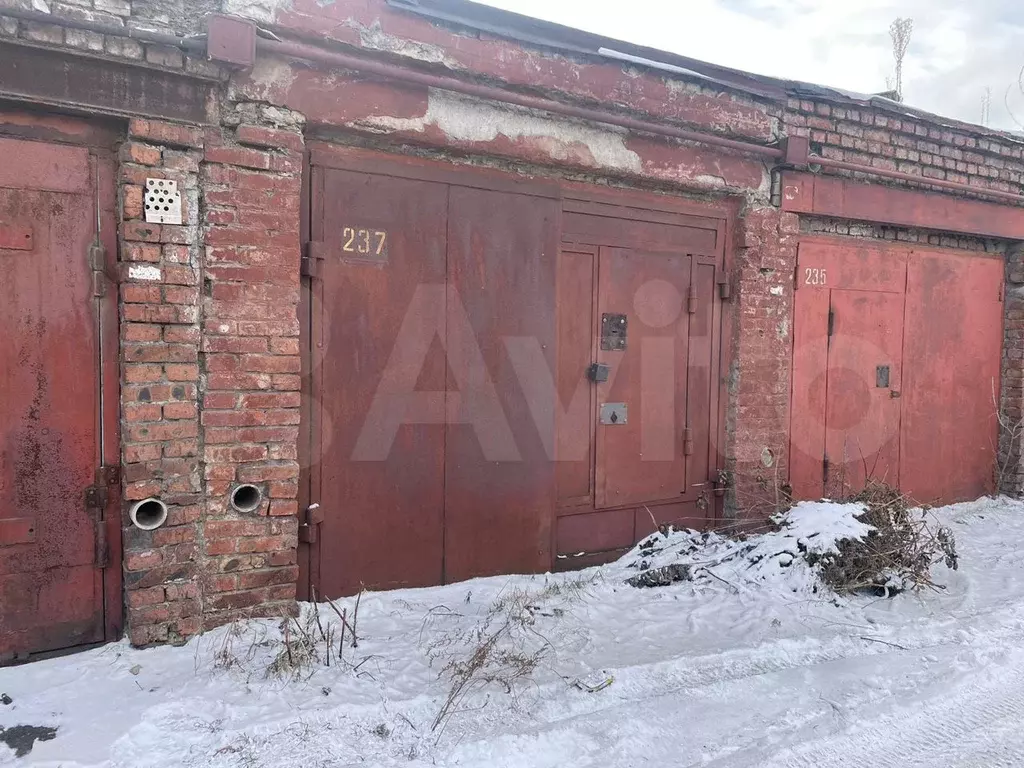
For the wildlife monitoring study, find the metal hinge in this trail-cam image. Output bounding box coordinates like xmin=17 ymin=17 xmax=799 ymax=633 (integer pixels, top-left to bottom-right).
xmin=717 ymin=277 xmax=731 ymax=300
xmin=84 ymin=465 xmax=120 ymax=510
xmin=95 ymin=520 xmax=109 ymax=569
xmin=683 ymin=426 xmax=694 ymax=455
xmin=827 ymin=307 xmax=835 ymax=337
xmin=301 ymin=241 xmax=327 ymax=279
xmin=687 ymin=284 xmax=697 ymax=315
xmin=823 ymin=454 xmax=831 ymax=484
xmin=298 ymin=502 xmax=325 ymax=543
xmin=89 ymin=242 xmax=108 ymax=298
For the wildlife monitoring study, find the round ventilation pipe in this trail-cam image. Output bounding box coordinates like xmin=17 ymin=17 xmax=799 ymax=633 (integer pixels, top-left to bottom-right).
xmin=129 ymin=498 xmax=169 ymax=531
xmin=230 ymin=484 xmax=264 ymax=514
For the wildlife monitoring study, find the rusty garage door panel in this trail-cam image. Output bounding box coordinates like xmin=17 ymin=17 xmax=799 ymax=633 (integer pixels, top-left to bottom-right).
xmin=304 ymin=145 xmax=730 ymax=596
xmin=311 ymin=168 xmax=449 ymax=597
xmin=790 ymin=237 xmax=1003 ymax=505
xmin=900 ymin=251 xmax=1004 ymax=504
xmin=1 ymin=136 xmax=116 ymax=661
xmin=443 ymin=185 xmax=559 ymax=582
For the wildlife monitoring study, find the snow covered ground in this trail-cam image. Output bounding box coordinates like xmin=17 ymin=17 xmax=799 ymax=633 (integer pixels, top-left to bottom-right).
xmin=4 ymin=496 xmax=1024 ymax=767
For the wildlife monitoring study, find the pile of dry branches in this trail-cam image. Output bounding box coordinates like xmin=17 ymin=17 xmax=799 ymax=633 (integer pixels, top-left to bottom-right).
xmin=813 ymin=482 xmax=958 ymax=595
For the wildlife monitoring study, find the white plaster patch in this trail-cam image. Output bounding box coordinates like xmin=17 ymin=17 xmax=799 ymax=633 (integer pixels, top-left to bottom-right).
xmin=239 ymin=56 xmax=298 ymax=101
xmin=357 ymin=89 xmax=643 ymax=173
xmin=357 ymin=20 xmax=456 ymax=67
xmin=128 ymin=265 xmax=162 ymax=282
xmin=769 ymin=285 xmax=784 ymax=296
xmin=221 ymin=0 xmax=288 ymax=24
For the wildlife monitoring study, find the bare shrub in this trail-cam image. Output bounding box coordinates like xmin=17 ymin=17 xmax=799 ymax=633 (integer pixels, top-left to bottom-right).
xmin=813 ymin=481 xmax=958 ymax=595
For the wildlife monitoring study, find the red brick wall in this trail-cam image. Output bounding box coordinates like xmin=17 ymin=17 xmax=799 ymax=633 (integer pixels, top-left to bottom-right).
xmin=199 ymin=105 xmax=304 ymax=628
xmin=117 ymin=109 xmax=303 ymax=644
xmin=784 ymin=98 xmax=1024 ymax=200
xmin=118 ymin=118 xmax=205 ymax=645
xmin=999 ymin=247 xmax=1024 ymax=495
xmin=727 ymin=206 xmax=799 ymax=521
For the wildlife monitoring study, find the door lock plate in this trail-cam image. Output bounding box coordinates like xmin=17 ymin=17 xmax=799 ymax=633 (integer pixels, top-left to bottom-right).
xmin=600 ymin=402 xmax=627 ymax=425
xmin=876 ymin=365 xmax=890 ymax=388
xmin=600 ymin=313 xmax=627 ymax=351
xmin=587 ymin=363 xmax=610 ymax=382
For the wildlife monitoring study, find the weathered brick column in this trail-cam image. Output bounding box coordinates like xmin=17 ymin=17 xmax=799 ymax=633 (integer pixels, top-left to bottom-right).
xmin=118 ymin=118 xmax=205 ymax=645
xmin=727 ymin=206 xmax=799 ymax=520
xmin=199 ymin=104 xmax=305 ymax=628
xmin=1000 ymin=244 xmax=1024 ymax=496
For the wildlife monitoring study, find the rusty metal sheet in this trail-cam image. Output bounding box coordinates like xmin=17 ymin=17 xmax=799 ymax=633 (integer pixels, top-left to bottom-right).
xmin=686 ymin=262 xmax=717 ymax=503
xmin=0 ymin=223 xmax=32 ymax=250
xmin=824 ymin=290 xmax=905 ymax=496
xmin=555 ymin=247 xmax=597 ymax=508
xmin=595 ymin=246 xmax=691 ymax=508
xmin=899 ymin=251 xmax=1003 ymax=504
xmin=556 ymin=508 xmax=634 ymax=555
xmin=797 ymin=238 xmax=908 ymax=293
xmin=789 ymin=285 xmax=830 ymax=500
xmin=0 ymin=137 xmax=91 ymax=194
xmin=443 ymin=186 xmax=559 ymax=582
xmin=0 ymin=42 xmax=215 ymax=125
xmin=0 ymin=140 xmax=105 ymax=660
xmin=783 ymin=171 xmax=1024 ymax=241
xmin=312 ymin=167 xmax=448 ymax=597
xmin=0 ymin=517 xmax=35 ymax=546
xmin=563 ymin=212 xmax=718 ymax=254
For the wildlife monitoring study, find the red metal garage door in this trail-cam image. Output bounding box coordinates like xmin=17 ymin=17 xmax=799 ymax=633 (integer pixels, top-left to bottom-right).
xmin=0 ymin=131 xmax=120 ymax=662
xmin=790 ymin=237 xmax=1003 ymax=504
xmin=300 ymin=146 xmax=730 ymax=596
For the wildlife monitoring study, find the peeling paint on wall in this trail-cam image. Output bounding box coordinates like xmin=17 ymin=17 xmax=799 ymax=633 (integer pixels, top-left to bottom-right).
xmin=356 ymin=19 xmax=458 ymax=67
xmin=222 ymin=0 xmax=291 ymax=25
xmin=356 ymin=89 xmax=644 ymax=173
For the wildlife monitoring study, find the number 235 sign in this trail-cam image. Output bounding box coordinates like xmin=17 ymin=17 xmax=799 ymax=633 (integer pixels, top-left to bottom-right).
xmin=802 ymin=267 xmax=826 ymax=286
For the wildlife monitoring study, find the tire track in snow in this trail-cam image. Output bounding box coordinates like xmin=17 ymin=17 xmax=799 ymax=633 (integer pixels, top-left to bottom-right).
xmin=761 ymin=650 xmax=1024 ymax=768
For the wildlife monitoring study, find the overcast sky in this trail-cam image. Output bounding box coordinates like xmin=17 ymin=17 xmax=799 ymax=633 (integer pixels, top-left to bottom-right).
xmin=478 ymin=0 xmax=1024 ymax=132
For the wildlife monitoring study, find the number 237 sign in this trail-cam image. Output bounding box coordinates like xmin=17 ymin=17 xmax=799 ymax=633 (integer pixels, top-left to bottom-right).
xmin=341 ymin=227 xmax=389 ymax=259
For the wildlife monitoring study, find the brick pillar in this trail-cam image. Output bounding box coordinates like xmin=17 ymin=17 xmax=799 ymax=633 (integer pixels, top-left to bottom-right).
xmin=999 ymin=244 xmax=1024 ymax=495
xmin=119 ymin=119 xmax=206 ymax=645
xmin=199 ymin=105 xmax=305 ymax=628
xmin=727 ymin=206 xmax=798 ymax=520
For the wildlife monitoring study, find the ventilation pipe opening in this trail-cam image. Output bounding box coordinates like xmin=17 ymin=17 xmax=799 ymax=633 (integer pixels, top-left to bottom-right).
xmin=230 ymin=484 xmax=263 ymax=514
xmin=129 ymin=498 xmax=169 ymax=531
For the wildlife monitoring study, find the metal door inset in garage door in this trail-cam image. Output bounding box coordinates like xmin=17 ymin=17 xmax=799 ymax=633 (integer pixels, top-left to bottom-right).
xmin=553 ymin=201 xmax=727 ymax=565
xmin=0 ymin=132 xmax=120 ymax=662
xmin=595 ymin=246 xmax=692 ymax=508
xmin=791 ymin=237 xmax=1003 ymax=504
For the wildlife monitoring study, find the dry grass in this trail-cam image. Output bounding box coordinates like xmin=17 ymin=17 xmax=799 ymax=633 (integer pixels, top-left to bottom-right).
xmin=210 ymin=592 xmax=365 ymax=681
xmin=425 ymin=578 xmax=593 ymax=735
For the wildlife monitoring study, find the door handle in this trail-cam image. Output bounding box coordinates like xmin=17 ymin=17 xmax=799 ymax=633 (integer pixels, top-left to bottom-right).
xmin=890 ymin=391 xmax=901 ymax=399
